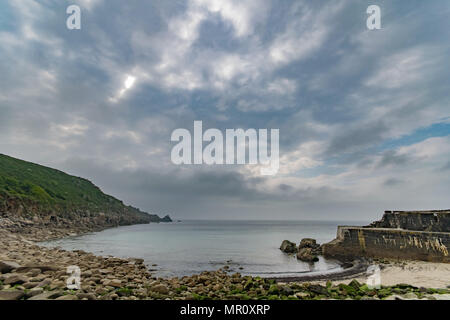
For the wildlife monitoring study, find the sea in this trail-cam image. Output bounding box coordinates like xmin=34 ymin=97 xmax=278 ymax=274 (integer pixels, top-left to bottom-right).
xmin=41 ymin=219 xmax=369 ymax=278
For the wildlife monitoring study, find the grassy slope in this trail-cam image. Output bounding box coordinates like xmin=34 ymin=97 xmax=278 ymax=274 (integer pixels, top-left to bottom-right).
xmin=0 ymin=153 xmax=155 ymax=221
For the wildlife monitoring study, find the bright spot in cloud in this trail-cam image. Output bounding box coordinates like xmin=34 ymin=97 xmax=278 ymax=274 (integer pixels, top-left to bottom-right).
xmin=110 ymin=75 xmax=137 ymax=102
xmin=124 ymin=76 xmax=136 ymax=89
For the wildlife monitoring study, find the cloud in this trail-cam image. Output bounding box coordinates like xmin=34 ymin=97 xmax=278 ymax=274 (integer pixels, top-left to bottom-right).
xmin=0 ymin=0 xmax=449 ymax=220
xmin=364 ymin=47 xmax=429 ymax=89
xmin=326 ymin=121 xmax=388 ymax=156
xmin=377 ymin=150 xmax=411 ymax=168
xmin=193 ymin=0 xmax=264 ymax=37
xmin=68 ymin=0 xmax=103 ymax=11
xmin=441 ymin=161 xmax=450 ymax=171
xmin=383 ymin=178 xmax=404 ymax=187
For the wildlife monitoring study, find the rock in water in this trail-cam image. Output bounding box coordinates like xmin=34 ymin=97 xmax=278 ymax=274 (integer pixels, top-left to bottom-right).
xmin=298 ymin=238 xmax=322 ymax=258
xmin=280 ymin=240 xmax=297 ymax=253
xmin=297 ymin=248 xmax=319 ymax=262
xmin=160 ymin=215 xmax=172 ymax=222
xmin=299 ymin=238 xmax=319 ymax=249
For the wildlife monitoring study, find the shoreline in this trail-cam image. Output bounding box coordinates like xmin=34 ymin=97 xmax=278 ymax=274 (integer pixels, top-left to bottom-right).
xmin=1 ymin=220 xmax=449 ymax=300
xmin=271 ymin=258 xmax=370 ymax=283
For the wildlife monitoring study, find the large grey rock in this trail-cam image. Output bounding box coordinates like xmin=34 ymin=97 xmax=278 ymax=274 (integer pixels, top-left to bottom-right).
xmin=299 ymin=238 xmax=322 ymax=259
xmin=27 ymin=287 xmax=44 ymax=297
xmin=151 ymin=284 xmax=169 ymax=294
xmin=297 ymin=248 xmax=319 ymax=262
xmin=0 ymin=261 xmax=21 ymax=273
xmin=108 ymin=279 xmax=122 ymax=288
xmin=27 ymin=291 xmax=62 ymax=300
xmin=16 ymin=264 xmax=59 ymax=273
xmin=403 ymin=292 xmax=419 ymax=300
xmin=280 ymin=240 xmax=297 ymax=253
xmin=23 ymin=282 xmax=38 ymax=289
xmin=35 ymin=278 xmax=52 ymax=288
xmin=56 ymin=295 xmax=79 ymax=300
xmin=298 ymin=238 xmax=318 ymax=249
xmin=76 ymin=292 xmax=96 ymax=300
xmin=4 ymin=274 xmax=28 ymax=285
xmin=0 ymin=290 xmax=25 ymax=300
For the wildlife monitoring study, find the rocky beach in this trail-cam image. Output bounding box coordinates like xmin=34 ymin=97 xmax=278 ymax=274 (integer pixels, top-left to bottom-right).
xmin=1 ymin=216 xmax=449 ymax=301
xmin=1 ymin=155 xmax=449 ymax=301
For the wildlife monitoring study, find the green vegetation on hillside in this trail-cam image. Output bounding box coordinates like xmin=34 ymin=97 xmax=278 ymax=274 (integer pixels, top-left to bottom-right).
xmin=0 ymin=154 xmax=154 ymax=220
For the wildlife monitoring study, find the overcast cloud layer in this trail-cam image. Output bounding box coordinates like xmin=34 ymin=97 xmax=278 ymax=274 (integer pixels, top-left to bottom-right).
xmin=0 ymin=0 xmax=449 ymax=221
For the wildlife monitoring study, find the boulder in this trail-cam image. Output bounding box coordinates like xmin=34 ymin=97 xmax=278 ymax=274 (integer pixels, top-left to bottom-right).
xmin=16 ymin=264 xmax=59 ymax=273
xmin=0 ymin=290 xmax=25 ymax=300
xmin=4 ymin=274 xmax=28 ymax=285
xmin=35 ymin=278 xmax=51 ymax=288
xmin=160 ymin=215 xmax=172 ymax=223
xmin=23 ymin=282 xmax=38 ymax=289
xmin=56 ymin=295 xmax=79 ymax=300
xmin=0 ymin=261 xmax=21 ymax=273
xmin=298 ymin=238 xmax=322 ymax=256
xmin=28 ymin=268 xmax=41 ymax=277
xmin=27 ymin=288 xmax=44 ymax=297
xmin=308 ymin=284 xmax=328 ymax=295
xmin=403 ymin=292 xmax=419 ymax=300
xmin=109 ymin=279 xmax=122 ymax=288
xmin=27 ymin=291 xmax=62 ymax=300
xmin=151 ymin=284 xmax=169 ymax=294
xmin=76 ymin=292 xmax=96 ymax=300
xmin=280 ymin=240 xmax=297 ymax=253
xmin=297 ymin=248 xmax=319 ymax=262
xmin=299 ymin=238 xmax=319 ymax=249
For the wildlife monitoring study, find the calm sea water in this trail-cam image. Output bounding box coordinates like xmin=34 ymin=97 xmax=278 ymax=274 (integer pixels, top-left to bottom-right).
xmin=42 ymin=220 xmax=368 ymax=278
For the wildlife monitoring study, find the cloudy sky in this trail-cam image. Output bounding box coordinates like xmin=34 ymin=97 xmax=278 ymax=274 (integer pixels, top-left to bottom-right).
xmin=0 ymin=0 xmax=449 ymax=221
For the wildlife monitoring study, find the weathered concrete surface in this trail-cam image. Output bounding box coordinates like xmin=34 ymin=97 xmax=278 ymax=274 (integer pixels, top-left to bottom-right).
xmin=323 ymin=227 xmax=449 ymax=262
xmin=323 ymin=210 xmax=450 ymax=263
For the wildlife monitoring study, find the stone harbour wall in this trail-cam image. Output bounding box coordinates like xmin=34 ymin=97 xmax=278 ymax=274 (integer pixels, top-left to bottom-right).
xmin=322 ymin=226 xmax=450 ymax=263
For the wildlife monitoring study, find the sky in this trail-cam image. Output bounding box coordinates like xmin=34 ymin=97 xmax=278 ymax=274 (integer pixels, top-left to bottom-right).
xmin=0 ymin=0 xmax=449 ymax=221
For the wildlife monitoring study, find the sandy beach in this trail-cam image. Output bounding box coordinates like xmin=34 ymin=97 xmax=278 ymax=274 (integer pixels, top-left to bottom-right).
xmin=318 ymin=260 xmax=450 ymax=289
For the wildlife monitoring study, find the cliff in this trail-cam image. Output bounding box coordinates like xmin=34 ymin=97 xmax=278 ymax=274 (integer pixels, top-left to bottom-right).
xmin=322 ymin=210 xmax=450 ymax=263
xmin=0 ymin=154 xmax=169 ymax=239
